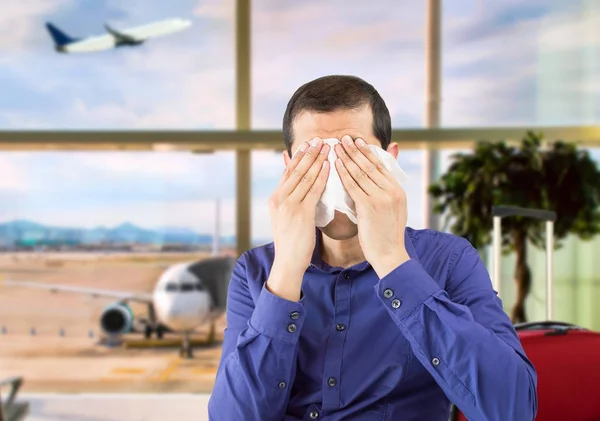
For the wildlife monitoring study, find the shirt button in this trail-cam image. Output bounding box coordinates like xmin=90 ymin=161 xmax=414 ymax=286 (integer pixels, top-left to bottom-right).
xmin=344 ymin=273 xmax=351 ymax=280
xmin=335 ymin=323 xmax=346 ymax=331
xmin=391 ymin=299 xmax=402 ymax=309
xmin=384 ymin=288 xmax=394 ymax=298
xmin=287 ymin=323 xmax=297 ymax=333
xmin=278 ymin=381 xmax=286 ymax=389
xmin=327 ymin=377 xmax=337 ymax=387
xmin=309 ymin=410 xmax=319 ymax=419
xmin=290 ymin=311 xmax=300 ymax=320
xmin=432 ymin=357 xmax=440 ymax=366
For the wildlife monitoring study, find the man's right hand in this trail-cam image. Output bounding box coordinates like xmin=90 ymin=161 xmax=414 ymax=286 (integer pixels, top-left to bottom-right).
xmin=266 ymin=137 xmax=330 ymax=301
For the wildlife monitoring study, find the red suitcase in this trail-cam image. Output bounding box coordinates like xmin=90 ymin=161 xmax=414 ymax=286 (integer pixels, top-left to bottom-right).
xmin=451 ymin=206 xmax=600 ymax=421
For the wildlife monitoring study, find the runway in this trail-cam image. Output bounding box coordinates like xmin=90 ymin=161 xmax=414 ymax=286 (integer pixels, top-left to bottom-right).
xmin=0 ymin=251 xmax=226 ymax=393
xmin=0 ymin=335 xmax=222 ymax=393
xmin=22 ymin=393 xmax=211 ymax=421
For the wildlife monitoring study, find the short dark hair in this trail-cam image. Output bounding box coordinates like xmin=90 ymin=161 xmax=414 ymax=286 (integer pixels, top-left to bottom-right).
xmin=282 ymin=75 xmax=391 ymax=156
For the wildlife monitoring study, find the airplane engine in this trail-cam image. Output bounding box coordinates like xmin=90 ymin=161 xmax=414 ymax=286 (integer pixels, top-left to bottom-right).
xmin=100 ymin=302 xmax=134 ymax=335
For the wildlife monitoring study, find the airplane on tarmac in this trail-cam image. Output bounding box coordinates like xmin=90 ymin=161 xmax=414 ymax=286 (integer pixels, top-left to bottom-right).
xmin=1 ymin=201 xmax=233 ymax=359
xmin=1 ymin=256 xmax=234 ymax=359
xmin=45 ymin=18 xmax=192 ymax=53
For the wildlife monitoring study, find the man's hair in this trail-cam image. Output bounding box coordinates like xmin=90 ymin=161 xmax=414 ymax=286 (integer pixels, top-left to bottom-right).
xmin=282 ymin=75 xmax=391 ymax=156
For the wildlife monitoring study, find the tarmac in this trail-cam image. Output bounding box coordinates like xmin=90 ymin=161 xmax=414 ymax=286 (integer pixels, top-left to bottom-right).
xmin=0 ymin=251 xmax=226 ymax=420
xmin=0 ymin=251 xmax=227 ymax=394
xmin=0 ymin=334 xmax=223 ymax=394
xmin=23 ymin=393 xmax=211 ymax=421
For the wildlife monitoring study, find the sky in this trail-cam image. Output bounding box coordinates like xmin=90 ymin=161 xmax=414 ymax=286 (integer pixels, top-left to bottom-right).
xmin=1 ymin=0 xmax=600 ymax=240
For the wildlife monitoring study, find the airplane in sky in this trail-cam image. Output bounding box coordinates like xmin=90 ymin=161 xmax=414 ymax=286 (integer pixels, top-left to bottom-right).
xmin=45 ymin=18 xmax=192 ymax=53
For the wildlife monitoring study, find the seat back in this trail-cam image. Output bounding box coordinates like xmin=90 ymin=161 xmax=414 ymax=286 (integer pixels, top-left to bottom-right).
xmin=451 ymin=326 xmax=600 ymax=421
xmin=0 ymin=377 xmax=29 ymax=421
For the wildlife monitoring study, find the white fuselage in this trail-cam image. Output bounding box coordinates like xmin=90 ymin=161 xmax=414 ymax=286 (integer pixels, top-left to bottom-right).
xmin=152 ymin=262 xmax=212 ymax=332
xmin=62 ymin=19 xmax=191 ymax=53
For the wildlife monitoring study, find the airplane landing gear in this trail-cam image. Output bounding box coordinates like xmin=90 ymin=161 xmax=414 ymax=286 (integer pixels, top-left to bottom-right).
xmin=207 ymin=321 xmax=216 ymax=344
xmin=144 ymin=324 xmax=152 ymax=339
xmin=142 ymin=303 xmax=166 ymax=340
xmin=143 ymin=324 xmax=165 ymax=339
xmin=180 ymin=331 xmax=193 ymax=359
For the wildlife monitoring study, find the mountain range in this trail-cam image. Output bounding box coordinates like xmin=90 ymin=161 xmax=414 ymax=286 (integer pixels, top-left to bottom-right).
xmin=0 ymin=219 xmax=240 ymax=247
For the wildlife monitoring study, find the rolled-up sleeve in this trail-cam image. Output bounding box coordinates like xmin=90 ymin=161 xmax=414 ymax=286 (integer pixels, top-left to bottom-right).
xmin=375 ymin=240 xmax=537 ymax=421
xmin=208 ymin=253 xmax=304 ymax=421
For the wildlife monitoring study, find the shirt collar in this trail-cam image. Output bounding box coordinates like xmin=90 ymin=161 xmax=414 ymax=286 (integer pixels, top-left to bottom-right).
xmin=310 ymin=228 xmax=419 ymax=272
xmin=310 ymin=228 xmax=329 ymax=271
xmin=404 ymin=229 xmax=419 ymax=262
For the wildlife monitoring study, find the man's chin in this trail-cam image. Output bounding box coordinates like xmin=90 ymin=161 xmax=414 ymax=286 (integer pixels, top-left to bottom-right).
xmin=319 ymin=212 xmax=358 ymax=240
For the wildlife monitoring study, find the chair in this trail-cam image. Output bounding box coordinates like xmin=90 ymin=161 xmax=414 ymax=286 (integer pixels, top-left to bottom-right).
xmin=0 ymin=377 xmax=29 ymax=421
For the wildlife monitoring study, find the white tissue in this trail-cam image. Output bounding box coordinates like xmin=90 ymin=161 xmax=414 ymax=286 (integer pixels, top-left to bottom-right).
xmin=292 ymin=138 xmax=407 ymax=227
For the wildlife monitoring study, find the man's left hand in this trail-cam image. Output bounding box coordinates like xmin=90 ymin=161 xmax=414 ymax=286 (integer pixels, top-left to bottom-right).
xmin=335 ymin=135 xmax=411 ymax=278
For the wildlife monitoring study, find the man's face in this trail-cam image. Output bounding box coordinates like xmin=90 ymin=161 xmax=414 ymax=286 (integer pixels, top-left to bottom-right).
xmin=283 ymin=105 xmax=399 ymax=241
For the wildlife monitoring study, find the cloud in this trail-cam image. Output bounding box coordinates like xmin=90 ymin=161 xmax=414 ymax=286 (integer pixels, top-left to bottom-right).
xmin=0 ymin=0 xmax=235 ymax=130
xmin=4 ymin=0 xmax=600 ymax=130
xmin=1 ymin=45 xmax=236 ymax=128
xmin=71 ymin=151 xmax=233 ymax=178
xmin=2 ymin=0 xmax=600 ymax=234
xmin=251 ymin=0 xmax=427 ymax=128
xmin=0 ymin=1 xmax=70 ymax=51
xmin=441 ymin=1 xmax=600 ymax=126
xmin=7 ymin=0 xmax=599 ymax=131
xmin=0 ymin=155 xmax=29 ymax=192
xmin=193 ymin=0 xmax=234 ymax=24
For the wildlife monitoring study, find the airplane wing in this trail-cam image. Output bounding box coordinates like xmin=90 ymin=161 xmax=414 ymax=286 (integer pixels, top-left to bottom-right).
xmin=104 ymin=24 xmax=139 ymax=43
xmin=0 ymin=278 xmax=153 ymax=303
xmin=119 ymin=20 xmax=190 ymax=41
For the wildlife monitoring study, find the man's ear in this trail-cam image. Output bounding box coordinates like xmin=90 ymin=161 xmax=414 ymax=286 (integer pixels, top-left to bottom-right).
xmin=282 ymin=150 xmax=291 ymax=167
xmin=386 ymin=142 xmax=399 ymax=159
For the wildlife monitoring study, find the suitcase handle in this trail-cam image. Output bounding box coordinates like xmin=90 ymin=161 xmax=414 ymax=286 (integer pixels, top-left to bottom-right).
xmin=492 ymin=206 xmax=556 ymax=221
xmin=515 ymin=321 xmax=587 ymax=337
xmin=491 ymin=206 xmax=556 ymax=320
xmin=514 ymin=321 xmax=579 ymax=331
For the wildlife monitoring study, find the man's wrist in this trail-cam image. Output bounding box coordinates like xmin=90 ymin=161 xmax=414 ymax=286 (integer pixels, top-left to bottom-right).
xmin=372 ymin=249 xmax=411 ymax=279
xmin=266 ymin=260 xmax=305 ymax=302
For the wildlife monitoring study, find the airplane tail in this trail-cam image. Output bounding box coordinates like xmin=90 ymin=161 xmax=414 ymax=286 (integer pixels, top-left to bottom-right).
xmin=187 ymin=256 xmax=235 ymax=313
xmin=45 ymin=22 xmax=76 ymax=46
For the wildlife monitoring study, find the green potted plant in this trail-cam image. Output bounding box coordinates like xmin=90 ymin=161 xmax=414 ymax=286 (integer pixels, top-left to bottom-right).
xmin=429 ymin=132 xmax=600 ymax=323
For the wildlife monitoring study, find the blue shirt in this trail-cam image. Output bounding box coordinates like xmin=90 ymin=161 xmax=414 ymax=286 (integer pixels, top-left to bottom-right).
xmin=208 ymin=228 xmax=537 ymax=421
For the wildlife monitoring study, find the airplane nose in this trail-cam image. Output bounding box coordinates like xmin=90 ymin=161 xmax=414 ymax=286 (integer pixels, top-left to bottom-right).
xmin=162 ymin=303 xmax=197 ymax=330
xmin=166 ymin=306 xmax=184 ymax=321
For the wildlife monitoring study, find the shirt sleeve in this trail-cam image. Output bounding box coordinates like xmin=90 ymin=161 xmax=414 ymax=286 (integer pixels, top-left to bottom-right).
xmin=208 ymin=253 xmax=305 ymax=421
xmin=375 ymin=239 xmax=538 ymax=421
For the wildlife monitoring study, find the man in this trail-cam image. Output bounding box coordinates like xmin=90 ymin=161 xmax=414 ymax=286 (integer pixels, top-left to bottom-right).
xmin=208 ymin=75 xmax=537 ymax=421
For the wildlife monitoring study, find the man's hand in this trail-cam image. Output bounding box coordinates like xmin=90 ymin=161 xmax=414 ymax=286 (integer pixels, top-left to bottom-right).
xmin=267 ymin=137 xmax=330 ymax=301
xmin=334 ymin=135 xmax=410 ymax=278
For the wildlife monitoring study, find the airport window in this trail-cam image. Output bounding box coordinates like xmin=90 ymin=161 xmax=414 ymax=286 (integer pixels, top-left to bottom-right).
xmin=441 ymin=1 xmax=600 ymax=127
xmin=251 ymin=1 xmax=428 ymax=234
xmin=1 ymin=1 xmax=235 ymax=130
xmin=251 ymin=0 xmax=426 ymax=130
